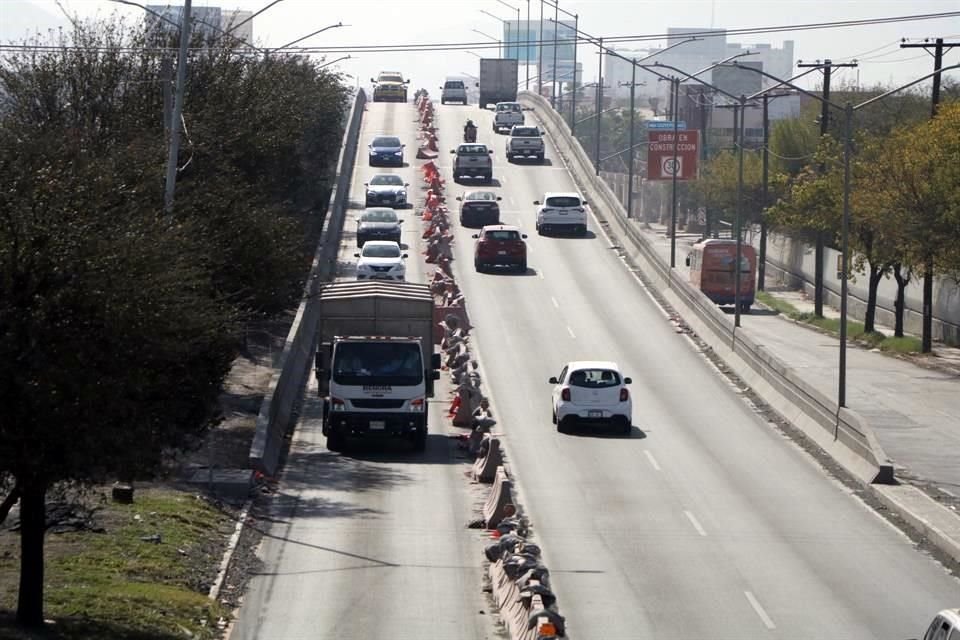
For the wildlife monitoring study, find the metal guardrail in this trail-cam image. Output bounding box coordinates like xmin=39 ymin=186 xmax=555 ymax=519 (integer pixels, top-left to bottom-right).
xmin=520 ymin=89 xmax=894 ymax=485
xmin=248 ymin=88 xmax=367 ymax=476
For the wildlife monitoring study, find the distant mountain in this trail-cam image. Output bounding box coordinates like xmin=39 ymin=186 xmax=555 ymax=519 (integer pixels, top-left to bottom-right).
xmin=0 ymin=1 xmax=69 ymax=44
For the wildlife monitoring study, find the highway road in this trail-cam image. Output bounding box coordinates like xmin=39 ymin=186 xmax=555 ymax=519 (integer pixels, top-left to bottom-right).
xmin=231 ymin=100 xmax=496 ymax=640
xmin=430 ymin=101 xmax=960 ymax=639
xmin=232 ymin=95 xmax=959 ymax=640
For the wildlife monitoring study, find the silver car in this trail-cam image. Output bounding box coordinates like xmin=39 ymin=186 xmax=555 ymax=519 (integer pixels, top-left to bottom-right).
xmin=364 ymin=174 xmax=409 ymax=208
xmin=356 ymin=208 xmax=403 ymax=247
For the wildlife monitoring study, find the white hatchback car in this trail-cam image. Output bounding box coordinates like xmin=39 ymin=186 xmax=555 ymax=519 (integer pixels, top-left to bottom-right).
xmin=549 ymin=361 xmax=632 ymax=434
xmin=535 ymin=192 xmax=588 ymax=236
xmin=354 ymin=241 xmax=407 ymax=281
xmin=915 ymin=609 xmax=960 ymax=640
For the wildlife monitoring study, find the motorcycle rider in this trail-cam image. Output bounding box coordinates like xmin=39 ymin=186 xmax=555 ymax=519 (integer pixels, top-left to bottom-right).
xmin=464 ymin=119 xmax=477 ymax=141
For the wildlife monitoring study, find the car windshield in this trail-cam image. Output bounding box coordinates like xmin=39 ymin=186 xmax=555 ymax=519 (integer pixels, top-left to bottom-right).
xmin=372 ymin=137 xmax=401 ymax=148
xmin=497 ymin=103 xmax=521 ymax=112
xmin=379 ymin=75 xmax=403 ymax=83
xmin=545 ymin=196 xmax=582 ymax=208
xmin=466 ymin=191 xmax=497 ymax=201
xmin=445 ymin=81 xmax=464 ymax=89
xmin=361 ymin=210 xmax=398 ymax=223
xmin=458 ymin=145 xmax=487 ymax=155
xmin=512 ymin=127 xmax=539 ymax=136
xmin=568 ymin=368 xmax=621 ymax=388
xmin=333 ymin=342 xmax=423 ymax=386
xmin=361 ymin=243 xmax=401 ymax=258
xmin=484 ymin=230 xmax=521 ymax=242
xmin=370 ymin=175 xmax=404 ymax=186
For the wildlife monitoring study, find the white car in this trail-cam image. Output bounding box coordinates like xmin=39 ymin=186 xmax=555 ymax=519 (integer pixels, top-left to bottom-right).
xmin=915 ymin=609 xmax=960 ymax=640
xmin=535 ymin=192 xmax=588 ymax=236
xmin=550 ymin=361 xmax=632 ymax=435
xmin=354 ymin=241 xmax=407 ymax=281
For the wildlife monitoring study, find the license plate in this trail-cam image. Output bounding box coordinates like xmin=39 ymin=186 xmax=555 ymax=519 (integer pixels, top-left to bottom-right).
xmin=588 ymin=410 xmax=603 ymax=418
xmin=369 ymin=421 xmax=385 ymax=430
xmin=498 ymin=250 xmax=507 ymax=255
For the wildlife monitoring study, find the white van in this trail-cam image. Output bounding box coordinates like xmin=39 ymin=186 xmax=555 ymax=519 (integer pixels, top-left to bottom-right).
xmin=441 ymin=79 xmax=468 ymax=105
xmin=916 ymin=609 xmax=960 ymax=640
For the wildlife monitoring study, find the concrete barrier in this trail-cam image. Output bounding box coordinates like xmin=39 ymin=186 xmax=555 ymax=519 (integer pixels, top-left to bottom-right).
xmin=483 ymin=466 xmax=516 ymax=529
xmin=519 ymin=89 xmax=894 ymax=486
xmin=249 ymin=89 xmax=367 ymax=476
xmin=473 ymin=436 xmax=503 ymax=483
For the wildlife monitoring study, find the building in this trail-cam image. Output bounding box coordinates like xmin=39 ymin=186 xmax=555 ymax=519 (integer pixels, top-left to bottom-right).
xmin=501 ymin=19 xmax=577 ymax=86
xmin=605 ymin=27 xmax=794 ymax=104
xmin=145 ymin=5 xmax=254 ymax=44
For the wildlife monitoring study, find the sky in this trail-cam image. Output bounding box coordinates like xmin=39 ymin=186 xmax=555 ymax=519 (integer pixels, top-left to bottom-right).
xmin=2 ymin=0 xmax=959 ymax=92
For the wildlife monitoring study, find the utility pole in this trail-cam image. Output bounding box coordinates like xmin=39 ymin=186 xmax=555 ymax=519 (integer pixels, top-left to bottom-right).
xmin=526 ymin=0 xmax=530 ymax=89
xmin=900 ymin=37 xmax=958 ymax=353
xmin=551 ymin=1 xmax=558 ymax=107
xmin=595 ymin=37 xmax=603 ymax=175
xmin=797 ymin=58 xmax=857 ymax=317
xmin=627 ymin=64 xmax=637 ymax=218
xmin=538 ymin=0 xmax=543 ymax=95
xmin=569 ymin=14 xmax=578 ymax=135
xmin=669 ymin=77 xmax=680 ymax=267
xmin=163 ymin=0 xmax=192 ymax=215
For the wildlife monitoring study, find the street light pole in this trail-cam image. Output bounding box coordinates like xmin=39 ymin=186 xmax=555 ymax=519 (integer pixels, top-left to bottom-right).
xmin=570 ymin=14 xmax=578 ymax=132
xmin=594 ymin=38 xmax=603 ymax=175
xmin=670 ymin=76 xmax=680 ymax=268
xmin=627 ymin=63 xmax=636 ymax=218
xmin=163 ymin=0 xmax=191 ymax=214
xmin=551 ymin=0 xmax=559 ymax=107
xmin=734 ymin=95 xmax=746 ymax=328
xmin=538 ymin=0 xmax=544 ymax=94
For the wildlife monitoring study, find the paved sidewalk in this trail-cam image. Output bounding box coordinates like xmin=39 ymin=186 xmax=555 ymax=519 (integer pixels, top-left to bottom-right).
xmin=635 ymin=220 xmax=960 ymax=499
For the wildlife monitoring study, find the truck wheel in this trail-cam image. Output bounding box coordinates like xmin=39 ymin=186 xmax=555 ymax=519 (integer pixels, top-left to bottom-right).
xmin=412 ymin=429 xmax=427 ymax=452
xmin=326 ymin=431 xmax=344 ymax=453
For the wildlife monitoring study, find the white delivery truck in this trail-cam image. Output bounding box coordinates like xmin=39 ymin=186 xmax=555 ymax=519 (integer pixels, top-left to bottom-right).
xmin=479 ymin=58 xmax=519 ymax=109
xmin=315 ymin=281 xmax=441 ymax=452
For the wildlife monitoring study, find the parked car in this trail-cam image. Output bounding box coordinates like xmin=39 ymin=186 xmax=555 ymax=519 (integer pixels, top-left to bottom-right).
xmin=354 ymin=241 xmax=407 ymax=280
xmin=356 ymin=208 xmax=403 ymax=247
xmin=368 ymin=136 xmax=405 ymax=167
xmin=506 ymin=125 xmax=545 ymax=162
xmin=364 ymin=174 xmax=409 ymax=207
xmin=913 ymin=609 xmax=960 ymax=640
xmin=372 ymin=71 xmax=409 ymax=102
xmin=457 ymin=190 xmax=502 ymax=227
xmin=472 ymin=224 xmax=527 ymax=272
xmin=493 ymin=101 xmax=524 ymax=133
xmin=535 ymin=192 xmax=588 ymax=235
xmin=550 ymin=361 xmax=633 ymax=435
xmin=451 ymin=143 xmax=493 ymax=183
xmin=440 ymin=78 xmax=468 ymax=104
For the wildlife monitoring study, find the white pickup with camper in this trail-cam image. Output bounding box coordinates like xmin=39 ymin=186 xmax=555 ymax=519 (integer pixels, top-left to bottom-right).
xmin=314 ymin=282 xmax=441 ymax=452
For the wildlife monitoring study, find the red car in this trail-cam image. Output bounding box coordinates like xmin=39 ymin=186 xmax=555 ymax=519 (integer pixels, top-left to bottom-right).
xmin=472 ymin=224 xmax=528 ymax=273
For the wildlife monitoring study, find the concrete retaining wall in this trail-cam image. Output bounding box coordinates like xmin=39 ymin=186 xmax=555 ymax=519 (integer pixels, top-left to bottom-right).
xmin=520 ymin=89 xmax=894 ymax=486
xmin=249 ymin=89 xmax=367 ymax=476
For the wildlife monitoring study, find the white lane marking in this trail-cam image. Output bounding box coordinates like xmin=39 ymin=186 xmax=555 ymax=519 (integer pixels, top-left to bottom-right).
xmin=643 ymin=450 xmax=661 ymax=471
xmin=744 ymin=591 xmax=776 ymax=630
xmin=684 ymin=510 xmax=707 ymax=536
xmin=566 ymin=326 xmax=576 ymax=339
xmin=551 ymin=297 xmax=559 ymax=309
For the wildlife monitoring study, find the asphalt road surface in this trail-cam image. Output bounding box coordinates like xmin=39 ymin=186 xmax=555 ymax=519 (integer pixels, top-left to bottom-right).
xmin=431 ymin=100 xmax=960 ymax=640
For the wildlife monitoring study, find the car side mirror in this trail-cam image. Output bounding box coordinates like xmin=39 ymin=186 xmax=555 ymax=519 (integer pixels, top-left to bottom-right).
xmin=363 ymin=182 xmax=369 ymax=186
xmin=404 ymin=182 xmax=410 ymax=187
xmin=533 ymin=200 xmax=541 ymax=205
xmin=624 ymin=377 xmax=632 ymax=385
xmin=398 ymin=219 xmax=404 ymax=224
xmin=548 ymin=376 xmax=558 ymax=384
xmin=521 ymin=234 xmax=528 ymax=239
xmin=353 ymin=253 xmax=360 ymax=257
xmin=685 ymin=255 xmax=691 ymax=267
xmin=456 ymin=196 xmax=463 ymax=201
xmin=471 ymin=234 xmax=480 ymax=239
xmin=401 ymin=144 xmax=406 ymax=148
xmin=488 ymin=149 xmax=493 ymax=154
xmin=402 ymin=253 xmax=409 ymax=259
xmin=582 ymin=200 xmax=589 ymax=205
xmin=370 ymin=77 xmax=376 ymax=83
xmin=450 ymin=149 xmax=457 ymax=154
xmin=496 ymin=196 xmax=502 ymax=201
xmin=404 ymin=79 xmax=411 ymax=84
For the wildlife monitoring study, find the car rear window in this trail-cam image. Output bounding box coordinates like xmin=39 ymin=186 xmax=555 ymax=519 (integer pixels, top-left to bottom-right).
xmin=445 ymin=81 xmax=465 ymax=89
xmin=545 ymin=196 xmax=582 ymax=208
xmin=512 ymin=127 xmax=539 ymax=136
xmin=568 ymin=369 xmax=620 ymax=388
xmin=372 ymin=137 xmax=401 ymax=147
xmin=466 ymin=191 xmax=497 ymax=201
xmin=497 ymin=103 xmax=521 ymax=112
xmin=458 ymin=145 xmax=488 ymax=155
xmin=484 ymin=230 xmax=521 ymax=242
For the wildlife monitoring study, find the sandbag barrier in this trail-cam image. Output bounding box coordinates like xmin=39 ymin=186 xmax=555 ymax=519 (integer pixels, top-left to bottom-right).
xmin=413 ymin=94 xmax=565 ymax=638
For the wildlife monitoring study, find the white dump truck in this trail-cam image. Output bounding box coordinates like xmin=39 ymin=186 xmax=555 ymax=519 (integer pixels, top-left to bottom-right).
xmin=315 ymin=281 xmax=441 ymax=452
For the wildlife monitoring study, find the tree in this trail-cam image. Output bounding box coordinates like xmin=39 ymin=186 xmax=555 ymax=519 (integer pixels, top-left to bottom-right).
xmin=692 ymin=149 xmax=764 ymax=232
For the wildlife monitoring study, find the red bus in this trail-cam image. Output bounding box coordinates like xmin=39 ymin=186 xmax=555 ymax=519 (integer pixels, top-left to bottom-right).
xmin=685 ymin=239 xmax=757 ymax=312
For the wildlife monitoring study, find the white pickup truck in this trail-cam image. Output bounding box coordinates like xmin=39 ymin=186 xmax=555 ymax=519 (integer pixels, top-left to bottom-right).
xmin=505 ymin=125 xmax=545 ymax=163
xmin=493 ymin=102 xmax=524 ymax=133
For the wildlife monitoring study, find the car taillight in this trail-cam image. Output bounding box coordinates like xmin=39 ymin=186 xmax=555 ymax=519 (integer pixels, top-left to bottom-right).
xmin=409 ymin=398 xmax=425 ymax=412
xmin=561 ymin=388 xmax=570 ymax=401
xmin=331 ymin=397 xmax=346 ymax=411
xmin=620 ymin=388 xmax=629 ymax=402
